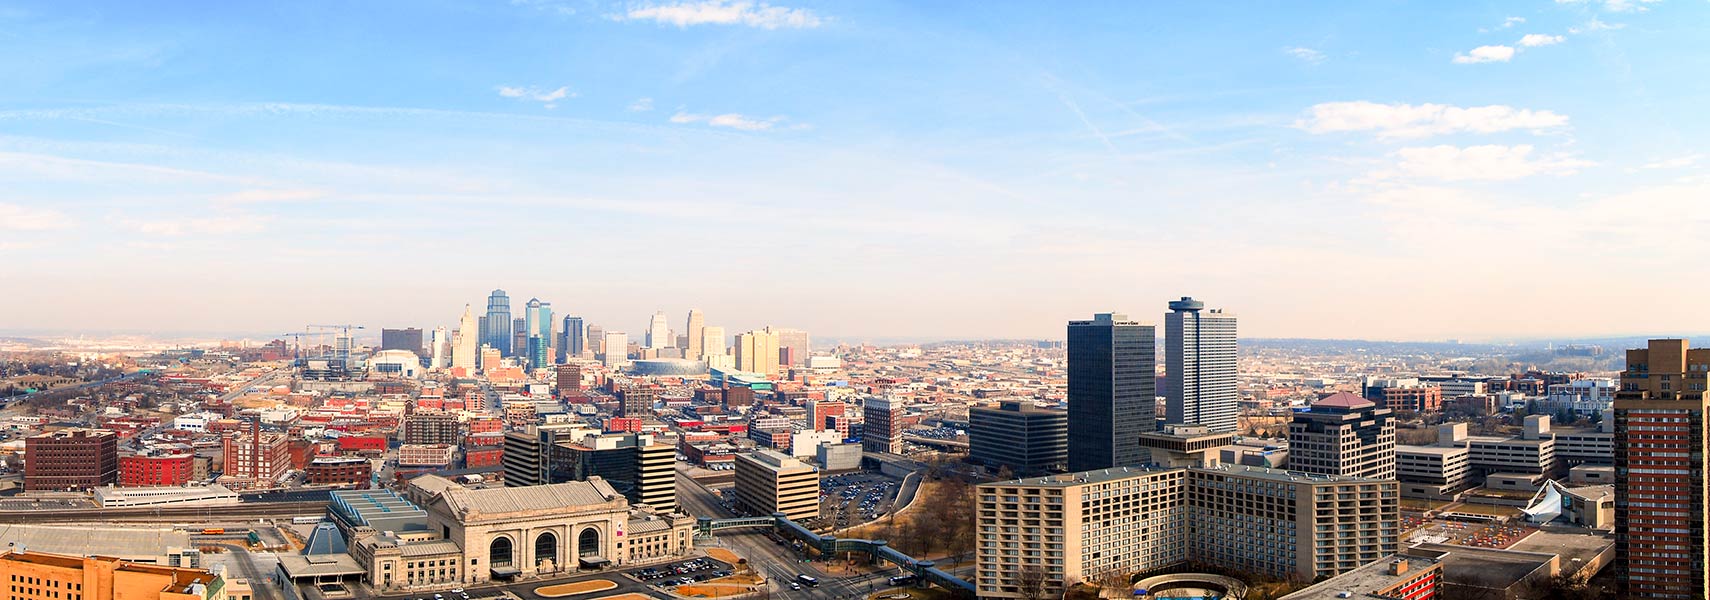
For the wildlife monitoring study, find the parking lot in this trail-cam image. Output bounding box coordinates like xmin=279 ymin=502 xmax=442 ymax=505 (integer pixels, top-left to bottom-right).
xmin=819 ymin=472 xmax=900 ymax=529
xmin=630 ymin=557 xmax=732 ymax=590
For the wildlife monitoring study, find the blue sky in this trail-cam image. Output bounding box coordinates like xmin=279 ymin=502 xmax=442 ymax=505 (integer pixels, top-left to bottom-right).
xmin=2 ymin=0 xmax=1708 ymax=342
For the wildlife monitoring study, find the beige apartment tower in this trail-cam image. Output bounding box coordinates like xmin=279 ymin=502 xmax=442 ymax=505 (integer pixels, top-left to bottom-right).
xmin=976 ymin=465 xmax=1398 ymax=599
xmin=734 ymin=449 xmax=820 ymax=523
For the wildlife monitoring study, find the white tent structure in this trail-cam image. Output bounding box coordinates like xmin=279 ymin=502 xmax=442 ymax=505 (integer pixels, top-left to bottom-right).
xmin=1521 ymin=480 xmax=1570 ymax=524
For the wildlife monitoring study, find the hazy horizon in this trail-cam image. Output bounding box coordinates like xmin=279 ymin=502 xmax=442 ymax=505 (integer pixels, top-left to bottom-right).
xmin=5 ymin=2 xmax=1709 ymax=340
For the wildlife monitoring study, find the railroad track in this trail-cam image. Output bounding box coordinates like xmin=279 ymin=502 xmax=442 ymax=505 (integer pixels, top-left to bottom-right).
xmin=0 ymin=501 xmax=328 ymax=523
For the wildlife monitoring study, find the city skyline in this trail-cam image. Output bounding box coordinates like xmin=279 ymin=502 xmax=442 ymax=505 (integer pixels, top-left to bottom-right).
xmin=4 ymin=1 xmax=1710 ymax=341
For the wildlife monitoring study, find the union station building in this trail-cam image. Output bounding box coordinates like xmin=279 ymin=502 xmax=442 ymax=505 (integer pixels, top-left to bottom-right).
xmin=280 ymin=474 xmax=693 ymax=594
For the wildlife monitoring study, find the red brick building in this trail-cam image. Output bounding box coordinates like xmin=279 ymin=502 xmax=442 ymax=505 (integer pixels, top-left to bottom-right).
xmin=464 ymin=446 xmax=503 ymax=469
xmin=24 ymin=428 xmax=118 ymax=491
xmin=119 ymin=453 xmax=194 ymax=487
xmin=336 ymin=435 xmax=387 ymax=453
xmin=305 ymin=456 xmax=371 ymax=488
xmin=1614 ymin=339 xmax=1710 ymax=599
xmin=1374 ymin=386 xmax=1443 ymax=412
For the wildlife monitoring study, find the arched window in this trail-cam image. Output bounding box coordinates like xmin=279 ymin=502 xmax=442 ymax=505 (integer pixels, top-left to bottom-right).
xmin=578 ymin=528 xmax=600 ymax=557
xmin=535 ymin=531 xmax=558 ymax=569
xmin=490 ymin=536 xmax=513 ymax=568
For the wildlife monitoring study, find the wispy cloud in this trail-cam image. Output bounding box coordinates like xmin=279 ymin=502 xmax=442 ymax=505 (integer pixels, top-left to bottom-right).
xmin=616 ymin=0 xmax=823 ymax=29
xmin=497 ymin=85 xmax=576 ymax=108
xmin=1282 ymin=46 xmax=1325 ymax=64
xmin=669 ymin=111 xmax=792 ymax=131
xmin=1480 ymin=16 xmax=1526 ymax=32
xmin=0 ymin=203 xmax=71 ymax=231
xmin=628 ymin=97 xmax=655 ymax=112
xmin=1453 ymin=45 xmax=1515 ymax=64
xmin=1371 ymin=144 xmax=1595 ymax=181
xmin=1567 ymin=18 xmax=1625 ymax=33
xmin=509 ymin=0 xmax=576 ymax=16
xmin=1557 ymin=0 xmax=1662 ymax=12
xmin=1519 ymin=34 xmax=1566 ymax=47
xmin=1298 ymin=101 xmax=1569 ymax=139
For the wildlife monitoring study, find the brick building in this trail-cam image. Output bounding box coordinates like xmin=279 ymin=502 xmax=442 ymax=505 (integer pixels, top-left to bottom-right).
xmin=24 ymin=428 xmax=118 ymax=491
xmin=119 ymin=452 xmax=195 ymax=487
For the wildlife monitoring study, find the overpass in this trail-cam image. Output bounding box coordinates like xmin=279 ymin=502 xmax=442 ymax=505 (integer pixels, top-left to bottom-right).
xmin=699 ymin=513 xmax=976 ymax=598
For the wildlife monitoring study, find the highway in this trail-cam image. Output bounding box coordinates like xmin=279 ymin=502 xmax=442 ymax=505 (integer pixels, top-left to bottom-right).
xmin=677 ymin=472 xmax=912 ymax=600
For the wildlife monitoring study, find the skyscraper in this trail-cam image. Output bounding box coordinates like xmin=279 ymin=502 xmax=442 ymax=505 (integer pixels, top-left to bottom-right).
xmin=773 ymin=327 xmax=811 ymax=367
xmin=735 ymin=328 xmax=780 ymax=375
xmin=561 ymin=315 xmax=585 ymax=360
xmin=587 ymin=324 xmax=605 ymax=355
xmin=1165 ymin=297 xmax=1238 ymax=434
xmin=646 ymin=311 xmax=671 ymax=349
xmin=524 ymin=298 xmax=553 ymax=369
xmin=453 ymin=304 xmax=478 ymax=372
xmin=483 ymin=289 xmax=512 ymax=356
xmin=700 ymin=326 xmax=725 ymax=362
xmin=1614 ymin=338 xmax=1710 ymax=599
xmin=603 ymin=331 xmax=629 ymax=368
xmin=430 ymin=326 xmax=449 ymax=368
xmin=685 ymin=309 xmax=706 ymax=360
xmin=1067 ymin=313 xmax=1155 ymax=471
xmin=380 ymin=328 xmax=423 ymax=355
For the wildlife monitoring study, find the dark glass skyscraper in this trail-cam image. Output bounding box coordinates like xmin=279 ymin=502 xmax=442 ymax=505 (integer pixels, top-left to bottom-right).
xmin=1067 ymin=312 xmax=1156 ymax=472
xmin=561 ymin=315 xmax=585 ymax=360
xmin=482 ymin=289 xmax=512 ymax=356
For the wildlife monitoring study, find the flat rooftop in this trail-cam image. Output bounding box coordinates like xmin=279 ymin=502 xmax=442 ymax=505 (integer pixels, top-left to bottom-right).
xmin=1280 ymin=552 xmax=1444 ymax=600
xmin=0 ymin=525 xmax=189 ymax=560
xmin=1508 ymin=530 xmax=1614 ymax=575
xmin=1413 ymin=542 xmax=1556 ymax=589
xmin=1396 ymin=444 xmax=1466 ymax=456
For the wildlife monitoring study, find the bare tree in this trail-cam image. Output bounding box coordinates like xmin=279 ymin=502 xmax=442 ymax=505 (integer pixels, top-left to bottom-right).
xmin=1015 ymin=566 xmax=1050 ymax=600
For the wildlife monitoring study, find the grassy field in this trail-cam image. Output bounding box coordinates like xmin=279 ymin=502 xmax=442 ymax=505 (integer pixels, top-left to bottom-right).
xmin=534 ymin=580 xmax=618 ymax=598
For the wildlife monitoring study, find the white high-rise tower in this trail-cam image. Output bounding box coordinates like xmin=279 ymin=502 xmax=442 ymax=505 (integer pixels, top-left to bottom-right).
xmin=452 ymin=304 xmax=479 ymax=371
xmin=1164 ymin=297 xmax=1238 ymax=433
xmin=646 ymin=311 xmax=671 ymax=349
xmin=685 ymin=309 xmax=706 ymax=360
xmin=430 ymin=326 xmax=449 ymax=368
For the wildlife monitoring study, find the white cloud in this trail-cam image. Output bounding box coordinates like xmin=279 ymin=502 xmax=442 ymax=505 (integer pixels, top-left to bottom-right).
xmin=617 ymin=0 xmax=823 ymax=29
xmin=0 ymin=203 xmax=70 ymax=231
xmin=1453 ymin=45 xmax=1515 ymax=64
xmin=1558 ymin=0 xmax=1662 ymax=12
xmin=1568 ymin=18 xmax=1626 ymax=33
xmin=496 ymin=85 xmax=576 ymax=108
xmin=670 ymin=111 xmax=787 ymax=131
xmin=1283 ymin=46 xmax=1325 ymax=64
xmin=628 ymin=97 xmax=655 ymax=112
xmin=1519 ymin=34 xmax=1566 ymax=47
xmin=1298 ymin=101 xmax=1570 ymax=139
xmin=1376 ymin=144 xmax=1595 ymax=181
xmin=1481 ymin=16 xmax=1526 ymax=32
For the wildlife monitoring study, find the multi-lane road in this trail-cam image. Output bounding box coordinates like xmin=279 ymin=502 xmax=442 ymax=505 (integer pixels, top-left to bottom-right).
xmin=676 ymin=472 xmax=917 ymax=600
